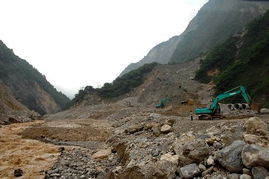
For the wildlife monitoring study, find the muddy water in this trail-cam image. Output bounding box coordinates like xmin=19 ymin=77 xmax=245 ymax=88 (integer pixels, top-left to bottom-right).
xmin=0 ymin=121 xmax=60 ymax=179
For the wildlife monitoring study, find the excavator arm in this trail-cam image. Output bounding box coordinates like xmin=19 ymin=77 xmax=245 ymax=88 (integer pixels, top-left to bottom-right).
xmin=195 ymin=86 xmax=251 ymax=116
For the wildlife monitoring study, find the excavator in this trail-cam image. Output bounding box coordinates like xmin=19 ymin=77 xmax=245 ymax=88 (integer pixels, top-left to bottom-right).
xmin=195 ymin=86 xmax=251 ymax=120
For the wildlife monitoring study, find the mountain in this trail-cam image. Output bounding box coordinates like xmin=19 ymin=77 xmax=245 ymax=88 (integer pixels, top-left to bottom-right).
xmin=195 ymin=10 xmax=269 ymax=106
xmin=120 ymin=0 xmax=269 ymax=76
xmin=170 ymin=0 xmax=269 ymax=63
xmin=119 ymin=36 xmax=181 ymax=76
xmin=0 ymin=80 xmax=36 ymax=124
xmin=0 ymin=41 xmax=70 ymax=115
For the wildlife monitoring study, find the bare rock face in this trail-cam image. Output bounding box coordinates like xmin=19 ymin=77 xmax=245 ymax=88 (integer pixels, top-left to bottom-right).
xmin=178 ymin=163 xmax=200 ymax=179
xmin=251 ymin=166 xmax=269 ymax=179
xmin=242 ymin=144 xmax=269 ymax=168
xmin=216 ymin=140 xmax=245 ymax=172
xmin=244 ymin=117 xmax=269 ymax=136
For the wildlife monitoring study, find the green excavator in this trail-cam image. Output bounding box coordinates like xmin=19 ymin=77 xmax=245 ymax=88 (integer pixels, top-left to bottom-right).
xmin=195 ymin=86 xmax=251 ymax=120
xmin=155 ymin=97 xmax=170 ymax=108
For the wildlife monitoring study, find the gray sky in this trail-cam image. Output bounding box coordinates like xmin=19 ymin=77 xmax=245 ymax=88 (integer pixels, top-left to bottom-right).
xmin=0 ymin=0 xmax=208 ymax=98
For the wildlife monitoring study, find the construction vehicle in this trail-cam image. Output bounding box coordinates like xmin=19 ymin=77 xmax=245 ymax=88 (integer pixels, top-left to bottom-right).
xmin=195 ymin=86 xmax=251 ymax=120
xmin=155 ymin=97 xmax=170 ymax=108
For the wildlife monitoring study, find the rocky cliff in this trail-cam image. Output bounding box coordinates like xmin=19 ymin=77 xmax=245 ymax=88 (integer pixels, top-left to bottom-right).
xmin=0 ymin=41 xmax=70 ymax=115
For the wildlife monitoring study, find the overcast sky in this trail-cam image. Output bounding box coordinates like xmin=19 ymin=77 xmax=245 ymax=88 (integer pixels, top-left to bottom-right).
xmin=0 ymin=0 xmax=208 ymax=98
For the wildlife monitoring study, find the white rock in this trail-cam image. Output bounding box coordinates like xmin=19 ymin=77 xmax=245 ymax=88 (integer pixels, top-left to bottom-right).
xmin=161 ymin=124 xmax=172 ymax=133
xmin=240 ymin=174 xmax=251 ymax=179
xmin=207 ymin=156 xmax=215 ymax=166
xmin=160 ymin=153 xmax=179 ymax=164
xmin=260 ymin=108 xmax=269 ymax=114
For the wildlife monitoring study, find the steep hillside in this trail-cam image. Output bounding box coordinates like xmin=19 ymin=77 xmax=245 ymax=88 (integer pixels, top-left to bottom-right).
xmin=120 ymin=0 xmax=269 ymax=76
xmin=0 ymin=81 xmax=36 ymax=124
xmin=195 ymin=10 xmax=269 ymax=106
xmin=120 ymin=36 xmax=181 ymax=76
xmin=0 ymin=41 xmax=70 ymax=114
xmin=170 ymin=0 xmax=269 ymax=63
xmin=71 ymin=63 xmax=158 ymax=106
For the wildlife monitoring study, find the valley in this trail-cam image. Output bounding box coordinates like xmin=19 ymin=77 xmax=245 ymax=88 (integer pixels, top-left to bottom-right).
xmin=1 ymin=0 xmax=269 ymax=178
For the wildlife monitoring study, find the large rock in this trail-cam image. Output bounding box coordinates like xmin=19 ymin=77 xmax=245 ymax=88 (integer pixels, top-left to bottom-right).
xmin=260 ymin=108 xmax=269 ymax=114
xmin=216 ymin=140 xmax=245 ymax=172
xmin=161 ymin=124 xmax=172 ymax=134
xmin=227 ymin=174 xmax=240 ymax=179
xmin=182 ymin=139 xmax=210 ymax=163
xmin=160 ymin=153 xmax=179 ymax=164
xmin=125 ymin=124 xmax=144 ymax=134
xmin=92 ymin=149 xmax=111 ymax=159
xmin=242 ymin=144 xmax=269 ymax=168
xmin=240 ymin=174 xmax=251 ymax=179
xmin=178 ymin=163 xmax=200 ymax=179
xmin=156 ymin=160 xmax=177 ymax=179
xmin=244 ymin=117 xmax=269 ymax=136
xmin=252 ymin=167 xmax=269 ymax=179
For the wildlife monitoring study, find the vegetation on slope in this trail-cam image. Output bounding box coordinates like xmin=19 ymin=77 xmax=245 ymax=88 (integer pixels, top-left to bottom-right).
xmin=72 ymin=63 xmax=158 ymax=104
xmin=0 ymin=41 xmax=70 ymax=114
xmin=195 ymin=10 xmax=269 ymax=106
xmin=169 ymin=0 xmax=269 ymax=64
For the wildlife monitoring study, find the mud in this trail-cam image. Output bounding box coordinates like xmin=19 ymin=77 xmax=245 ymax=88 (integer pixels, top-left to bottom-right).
xmin=0 ymin=121 xmax=60 ymax=179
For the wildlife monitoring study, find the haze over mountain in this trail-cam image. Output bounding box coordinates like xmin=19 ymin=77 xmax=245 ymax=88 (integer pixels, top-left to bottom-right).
xmin=121 ymin=0 xmax=269 ymax=75
xmin=0 ymin=0 xmax=208 ymax=97
xmin=0 ymin=41 xmax=70 ymax=115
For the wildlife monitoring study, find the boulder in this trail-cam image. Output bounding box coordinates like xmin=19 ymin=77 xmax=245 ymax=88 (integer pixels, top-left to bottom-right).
xmin=207 ymin=155 xmax=215 ymax=166
xmin=241 ymin=144 xmax=269 ymax=168
xmin=244 ymin=117 xmax=269 ymax=136
xmin=160 ymin=153 xmax=179 ymax=164
xmin=156 ymin=160 xmax=177 ymax=179
xmin=125 ymin=124 xmax=144 ymax=134
xmin=240 ymin=174 xmax=251 ymax=179
xmin=201 ymin=166 xmax=214 ymax=177
xmin=260 ymin=108 xmax=269 ymax=114
xmin=14 ymin=169 xmax=23 ymax=177
xmin=92 ymin=149 xmax=111 ymax=159
xmin=216 ymin=140 xmax=245 ymax=172
xmin=165 ymin=119 xmax=176 ymax=126
xmin=242 ymin=168 xmax=251 ymax=175
xmin=227 ymin=174 xmax=240 ymax=179
xmin=178 ymin=163 xmax=200 ymax=179
xmin=161 ymin=124 xmax=172 ymax=133
xmin=198 ymin=163 xmax=206 ymax=171
xmin=252 ymin=167 xmax=269 ymax=179
xmin=182 ymin=139 xmax=210 ymax=163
